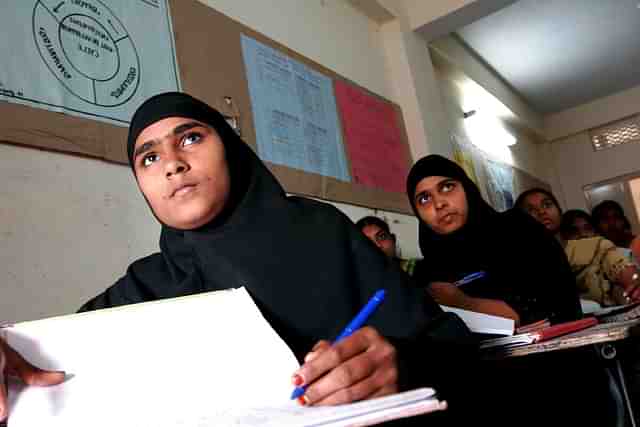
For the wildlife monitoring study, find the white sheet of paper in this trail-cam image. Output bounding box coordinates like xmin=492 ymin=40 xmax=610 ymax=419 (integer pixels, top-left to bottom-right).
xmin=4 ymin=288 xmax=300 ymax=427
xmin=440 ymin=305 xmax=514 ymax=336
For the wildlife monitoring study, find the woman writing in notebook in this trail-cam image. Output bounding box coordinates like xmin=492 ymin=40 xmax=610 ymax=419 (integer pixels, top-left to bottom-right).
xmin=407 ymin=155 xmax=581 ymax=326
xmin=407 ymin=155 xmax=614 ymax=425
xmin=0 ymin=93 xmax=474 ymax=424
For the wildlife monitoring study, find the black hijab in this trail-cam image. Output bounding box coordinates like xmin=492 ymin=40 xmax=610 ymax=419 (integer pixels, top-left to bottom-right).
xmin=80 ymin=92 xmax=462 ymax=364
xmin=407 ymin=155 xmax=581 ymax=324
xmin=406 ymin=155 xmax=499 ymax=276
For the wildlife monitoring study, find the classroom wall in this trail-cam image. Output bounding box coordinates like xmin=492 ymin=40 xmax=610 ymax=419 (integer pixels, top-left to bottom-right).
xmin=543 ymin=84 xmax=640 ymax=211
xmin=432 ymin=50 xmax=547 ymax=186
xmin=2 ymin=0 xmax=423 ymax=323
xmin=0 ymin=144 xmax=160 ymax=322
xmin=547 ymin=132 xmax=640 ymax=212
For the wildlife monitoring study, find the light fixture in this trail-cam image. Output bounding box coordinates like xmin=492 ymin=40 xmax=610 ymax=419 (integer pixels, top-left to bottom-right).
xmin=463 ymin=109 xmax=517 ymax=148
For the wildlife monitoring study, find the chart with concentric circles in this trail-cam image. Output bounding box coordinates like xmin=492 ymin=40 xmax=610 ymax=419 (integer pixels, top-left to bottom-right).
xmin=0 ymin=0 xmax=178 ymax=125
xmin=33 ymin=0 xmax=140 ymax=107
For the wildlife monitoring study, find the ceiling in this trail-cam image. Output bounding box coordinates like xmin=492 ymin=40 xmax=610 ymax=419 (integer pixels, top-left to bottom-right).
xmin=455 ymin=0 xmax=640 ymax=115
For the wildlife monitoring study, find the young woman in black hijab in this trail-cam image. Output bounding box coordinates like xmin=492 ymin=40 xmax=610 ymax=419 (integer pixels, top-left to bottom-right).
xmin=407 ymin=154 xmax=581 ymax=326
xmin=0 ymin=93 xmax=475 ymax=424
xmin=407 ymin=155 xmax=614 ymax=425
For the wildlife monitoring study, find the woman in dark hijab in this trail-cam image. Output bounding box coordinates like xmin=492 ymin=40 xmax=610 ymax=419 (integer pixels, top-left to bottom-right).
xmin=0 ymin=93 xmax=475 ymax=424
xmin=406 ymin=155 xmax=614 ymax=425
xmin=407 ymin=155 xmax=581 ymax=326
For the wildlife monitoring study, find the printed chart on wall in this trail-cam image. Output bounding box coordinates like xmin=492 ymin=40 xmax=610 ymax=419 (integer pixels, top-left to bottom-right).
xmin=241 ymin=34 xmax=350 ymax=182
xmin=0 ymin=0 xmax=180 ymax=126
xmin=485 ymin=159 xmax=515 ymax=212
xmin=334 ymin=79 xmax=409 ymax=194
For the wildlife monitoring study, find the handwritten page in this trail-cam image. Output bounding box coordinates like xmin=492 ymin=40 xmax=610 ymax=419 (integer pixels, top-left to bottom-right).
xmin=5 ymin=288 xmax=300 ymax=427
xmin=334 ymin=80 xmax=410 ymax=194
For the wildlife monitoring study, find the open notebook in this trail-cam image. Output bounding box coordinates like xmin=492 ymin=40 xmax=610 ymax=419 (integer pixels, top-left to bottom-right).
xmin=2 ymin=288 xmax=445 ymax=426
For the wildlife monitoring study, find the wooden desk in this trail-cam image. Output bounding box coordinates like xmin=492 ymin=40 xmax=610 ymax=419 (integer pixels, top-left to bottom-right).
xmin=482 ymin=318 xmax=640 ymax=427
xmin=482 ymin=318 xmax=640 ymax=359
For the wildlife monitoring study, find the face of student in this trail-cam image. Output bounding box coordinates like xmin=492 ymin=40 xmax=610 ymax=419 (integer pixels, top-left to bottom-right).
xmin=573 ymin=217 xmax=596 ymax=239
xmin=522 ymin=192 xmax=561 ymax=233
xmin=361 ymin=224 xmax=396 ymax=258
xmin=413 ymin=176 xmax=469 ymax=235
xmin=565 ymin=217 xmax=596 ymax=240
xmin=597 ymin=208 xmax=627 ymax=237
xmin=132 ymin=117 xmax=231 ymax=230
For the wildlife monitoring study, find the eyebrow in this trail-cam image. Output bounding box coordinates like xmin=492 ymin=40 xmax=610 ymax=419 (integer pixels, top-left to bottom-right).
xmin=414 ymin=178 xmax=452 ymax=203
xmin=133 ymin=121 xmax=204 ymax=160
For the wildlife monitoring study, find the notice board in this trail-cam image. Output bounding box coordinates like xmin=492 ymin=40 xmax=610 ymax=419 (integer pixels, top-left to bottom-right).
xmin=0 ymin=0 xmax=414 ymax=213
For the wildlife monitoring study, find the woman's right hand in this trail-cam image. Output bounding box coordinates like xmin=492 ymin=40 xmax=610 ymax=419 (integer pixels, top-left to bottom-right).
xmin=0 ymin=338 xmax=66 ymax=421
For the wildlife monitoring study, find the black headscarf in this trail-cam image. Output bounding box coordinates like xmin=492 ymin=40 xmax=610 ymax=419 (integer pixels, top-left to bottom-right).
xmin=406 ymin=155 xmax=499 ymax=274
xmin=80 ymin=93 xmax=472 ymax=370
xmin=407 ymin=155 xmax=581 ymax=324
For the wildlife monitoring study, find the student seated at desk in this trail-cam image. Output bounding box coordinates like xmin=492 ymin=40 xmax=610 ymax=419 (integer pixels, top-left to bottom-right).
xmin=407 ymin=155 xmax=580 ymax=326
xmin=515 ymin=189 xmax=640 ymax=307
xmin=406 ymin=155 xmax=615 ymax=425
xmin=592 ymin=199 xmax=636 ymax=249
xmin=355 ymin=216 xmax=418 ymax=276
xmin=0 ymin=92 xmax=475 ymax=425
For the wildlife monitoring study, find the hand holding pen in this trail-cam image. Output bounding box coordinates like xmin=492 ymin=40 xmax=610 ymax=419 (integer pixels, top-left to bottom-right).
xmin=290 ymin=290 xmax=398 ymax=406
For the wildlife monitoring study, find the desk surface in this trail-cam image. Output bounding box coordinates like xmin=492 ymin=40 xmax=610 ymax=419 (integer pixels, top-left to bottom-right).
xmin=482 ymin=318 xmax=640 ymax=359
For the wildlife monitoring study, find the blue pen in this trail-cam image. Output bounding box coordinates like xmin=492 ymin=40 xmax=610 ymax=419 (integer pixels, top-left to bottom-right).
xmin=454 ymin=271 xmax=486 ymax=287
xmin=290 ymin=289 xmax=386 ymax=400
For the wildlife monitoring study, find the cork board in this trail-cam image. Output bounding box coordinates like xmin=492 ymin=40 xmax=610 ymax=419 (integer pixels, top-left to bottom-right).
xmin=0 ymin=0 xmax=413 ymax=214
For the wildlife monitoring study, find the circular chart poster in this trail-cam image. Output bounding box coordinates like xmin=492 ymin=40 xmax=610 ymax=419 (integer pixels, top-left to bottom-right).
xmin=0 ymin=0 xmax=180 ymax=125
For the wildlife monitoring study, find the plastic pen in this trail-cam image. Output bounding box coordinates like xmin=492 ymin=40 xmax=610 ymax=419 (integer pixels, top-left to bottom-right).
xmin=453 ymin=271 xmax=486 ymax=287
xmin=290 ymin=289 xmax=386 ymax=400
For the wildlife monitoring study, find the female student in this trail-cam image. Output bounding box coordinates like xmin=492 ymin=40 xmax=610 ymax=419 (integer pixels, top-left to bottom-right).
xmin=355 ymin=216 xmax=418 ymax=275
xmin=407 ymin=155 xmax=580 ymax=326
xmin=0 ymin=93 xmax=474 ymax=423
xmin=592 ymin=199 xmax=636 ymax=248
xmin=515 ymin=189 xmax=640 ymax=306
xmin=407 ymin=155 xmax=613 ymax=425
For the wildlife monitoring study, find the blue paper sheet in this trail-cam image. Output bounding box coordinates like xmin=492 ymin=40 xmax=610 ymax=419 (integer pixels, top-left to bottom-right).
xmin=241 ymin=35 xmax=350 ymax=182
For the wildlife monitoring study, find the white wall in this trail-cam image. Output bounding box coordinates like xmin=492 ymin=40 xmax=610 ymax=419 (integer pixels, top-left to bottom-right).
xmin=0 ymin=144 xmax=160 ymax=323
xmin=432 ymin=51 xmax=547 ymax=185
xmin=2 ymin=0 xmax=424 ymax=322
xmin=548 ymin=131 xmax=640 ymax=211
xmin=545 ymin=83 xmax=640 ymax=141
xmin=544 ymin=83 xmax=640 ymax=211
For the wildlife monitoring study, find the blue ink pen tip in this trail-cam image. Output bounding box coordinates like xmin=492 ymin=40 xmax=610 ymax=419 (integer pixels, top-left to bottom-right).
xmin=290 ymin=386 xmax=306 ymax=400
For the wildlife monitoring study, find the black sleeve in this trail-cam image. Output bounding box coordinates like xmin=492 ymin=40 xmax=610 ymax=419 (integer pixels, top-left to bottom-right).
xmin=504 ymin=211 xmax=582 ymax=324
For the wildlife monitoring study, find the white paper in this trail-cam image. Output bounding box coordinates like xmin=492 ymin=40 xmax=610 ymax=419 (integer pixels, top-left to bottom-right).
xmin=5 ymin=288 xmax=299 ymax=426
xmin=440 ymin=305 xmax=514 ymax=336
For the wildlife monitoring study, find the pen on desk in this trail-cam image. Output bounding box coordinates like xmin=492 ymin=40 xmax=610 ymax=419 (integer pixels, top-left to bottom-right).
xmin=290 ymin=289 xmax=386 ymax=400
xmin=454 ymin=271 xmax=485 ymax=287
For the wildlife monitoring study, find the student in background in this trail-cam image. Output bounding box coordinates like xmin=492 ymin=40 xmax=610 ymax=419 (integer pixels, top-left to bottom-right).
xmin=0 ymin=92 xmax=475 ymax=425
xmin=515 ymin=190 xmax=640 ymax=306
xmin=592 ymin=199 xmax=636 ymax=248
xmin=355 ymin=216 xmax=418 ymax=276
xmin=561 ymin=209 xmax=640 ymax=306
xmin=407 ymin=155 xmax=581 ymax=326
xmin=406 ymin=155 xmax=613 ymax=425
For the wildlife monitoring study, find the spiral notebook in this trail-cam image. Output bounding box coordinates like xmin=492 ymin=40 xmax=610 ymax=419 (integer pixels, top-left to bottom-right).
xmin=2 ymin=288 xmax=444 ymax=426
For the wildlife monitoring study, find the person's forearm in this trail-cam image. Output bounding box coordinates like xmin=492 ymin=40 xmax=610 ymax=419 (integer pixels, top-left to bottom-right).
xmin=462 ymin=297 xmax=521 ymax=324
